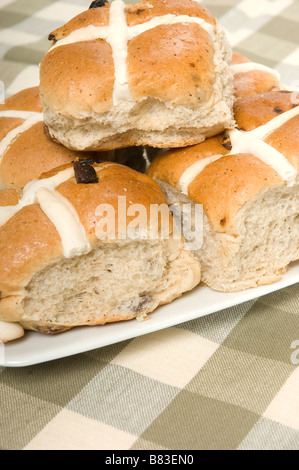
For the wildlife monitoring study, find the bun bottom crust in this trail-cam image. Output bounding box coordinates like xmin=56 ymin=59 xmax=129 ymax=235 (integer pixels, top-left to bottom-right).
xmin=0 ymin=238 xmax=201 ymax=333
xmin=45 ymin=120 xmax=232 ymax=151
xmin=42 ymin=85 xmax=235 ymax=151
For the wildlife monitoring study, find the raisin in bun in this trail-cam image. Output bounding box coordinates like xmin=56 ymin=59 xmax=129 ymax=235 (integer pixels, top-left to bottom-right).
xmin=39 ymin=0 xmax=235 ymax=151
xmin=148 ymin=91 xmax=299 ymax=292
xmin=0 ymin=161 xmax=201 ymax=334
xmin=231 ymin=52 xmax=280 ymax=100
xmin=0 ymin=87 xmax=106 ymax=191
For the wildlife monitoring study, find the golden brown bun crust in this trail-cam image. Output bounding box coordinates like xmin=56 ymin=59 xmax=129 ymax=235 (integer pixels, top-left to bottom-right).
xmin=148 ymin=134 xmax=230 ymax=188
xmin=148 ymin=91 xmax=298 ymax=234
xmin=49 ymin=1 xmax=215 ymax=40
xmin=231 ymin=53 xmax=280 ymax=100
xmin=0 ymin=87 xmax=43 ymax=112
xmin=0 ymin=117 xmax=24 ymax=141
xmin=0 ymin=88 xmax=103 ymax=190
xmin=40 ymin=40 xmax=114 ymax=114
xmin=0 ymin=122 xmax=89 ymax=190
xmin=0 ymin=162 xmax=171 ymax=297
xmin=234 ymin=91 xmax=296 ymax=131
xmin=149 ymin=147 xmax=281 ymax=235
xmin=128 ymin=23 xmax=215 ymax=107
xmin=126 ymin=0 xmax=215 ymax=26
xmin=265 ymin=116 xmax=299 ymax=171
xmin=187 ymin=154 xmax=281 ymax=234
xmin=234 ymin=91 xmax=299 ymax=170
xmin=0 ymin=204 xmax=62 ymax=296
xmin=40 ymin=0 xmax=220 ymax=113
xmin=0 ymin=189 xmax=19 ymax=206
xmin=56 ymin=163 xmax=169 ymax=244
xmin=49 ymin=5 xmax=109 ymax=41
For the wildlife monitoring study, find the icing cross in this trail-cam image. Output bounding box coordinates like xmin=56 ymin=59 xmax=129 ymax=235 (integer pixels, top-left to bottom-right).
xmin=231 ymin=62 xmax=281 ymax=81
xmin=47 ymin=0 xmax=216 ymax=106
xmin=179 ymin=105 xmax=299 ymax=195
xmin=0 ymin=111 xmax=43 ymax=167
xmin=0 ymin=164 xmax=114 ymax=258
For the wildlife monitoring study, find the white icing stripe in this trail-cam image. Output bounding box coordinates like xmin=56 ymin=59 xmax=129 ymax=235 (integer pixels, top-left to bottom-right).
xmin=0 ymin=110 xmax=43 ymax=120
xmin=128 ymin=14 xmax=215 ymax=39
xmin=229 ymin=128 xmax=297 ymax=185
xmin=179 ymin=106 xmax=298 ymax=194
xmin=48 ymin=13 xmax=215 ymax=53
xmin=179 ymin=155 xmax=223 ymax=195
xmin=249 ymin=105 xmax=299 ymax=140
xmin=21 ymin=167 xmax=75 ymax=206
xmin=46 ymin=4 xmax=216 ymax=104
xmin=0 ymin=164 xmax=115 ymax=255
xmin=0 ymin=113 xmax=43 ymax=164
xmin=49 ymin=25 xmax=109 ymax=52
xmin=0 ymin=167 xmax=75 ymax=226
xmin=35 ymin=187 xmax=91 ymax=258
xmin=107 ymin=0 xmax=131 ymax=105
xmin=231 ymin=62 xmax=280 ymax=80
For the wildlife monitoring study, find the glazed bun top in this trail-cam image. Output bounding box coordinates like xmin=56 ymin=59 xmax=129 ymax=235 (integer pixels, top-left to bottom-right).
xmin=39 ymin=0 xmax=228 ymax=115
xmin=0 ymin=87 xmax=43 ymax=113
xmin=231 ymin=52 xmax=281 ymax=99
xmin=0 ymin=88 xmax=100 ymax=191
xmin=148 ymin=91 xmax=299 ymax=235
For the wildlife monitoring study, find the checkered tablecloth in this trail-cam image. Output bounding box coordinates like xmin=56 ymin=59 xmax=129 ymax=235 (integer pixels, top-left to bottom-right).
xmin=0 ymin=0 xmax=298 ymax=451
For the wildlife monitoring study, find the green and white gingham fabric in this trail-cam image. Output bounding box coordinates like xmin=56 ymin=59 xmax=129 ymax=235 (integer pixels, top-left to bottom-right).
xmin=0 ymin=0 xmax=298 ymax=451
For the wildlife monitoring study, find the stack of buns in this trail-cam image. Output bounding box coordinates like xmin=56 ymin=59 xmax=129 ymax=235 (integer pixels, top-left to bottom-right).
xmin=0 ymin=0 xmax=297 ymax=342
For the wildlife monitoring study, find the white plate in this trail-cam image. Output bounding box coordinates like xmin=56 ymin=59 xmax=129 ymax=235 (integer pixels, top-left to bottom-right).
xmin=1 ymin=261 xmax=298 ymax=367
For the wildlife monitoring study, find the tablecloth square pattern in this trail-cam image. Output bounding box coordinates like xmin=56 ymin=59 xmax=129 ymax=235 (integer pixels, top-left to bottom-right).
xmin=0 ymin=382 xmax=61 ymax=450
xmin=238 ymin=418 xmax=299 ymax=450
xmin=222 ymin=300 xmax=299 ymax=363
xmin=177 ymin=299 xmax=255 ymax=343
xmin=235 ymin=32 xmax=298 ymax=68
xmin=4 ymin=38 xmax=50 ymax=65
xmin=0 ymin=352 xmax=111 ymax=406
xmin=186 ymin=346 xmax=295 ymax=414
xmin=111 ymin=327 xmax=219 ymax=388
xmin=138 ymin=389 xmax=260 ymax=451
xmin=261 ymin=15 xmax=299 ymax=44
xmin=0 ymin=0 xmax=298 ymax=451
xmin=24 ymin=409 xmax=138 ymax=451
xmin=263 ymin=368 xmax=299 ymax=431
xmin=257 ymin=283 xmax=299 ymax=315
xmin=66 ymin=363 xmax=181 ymax=436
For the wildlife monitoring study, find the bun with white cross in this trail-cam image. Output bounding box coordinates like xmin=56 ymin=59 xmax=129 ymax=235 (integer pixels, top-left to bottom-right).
xmin=0 ymin=87 xmax=107 ymax=191
xmin=39 ymin=0 xmax=235 ymax=151
xmin=148 ymin=91 xmax=299 ymax=292
xmin=231 ymin=52 xmax=281 ymax=100
xmin=0 ymin=161 xmax=201 ymax=333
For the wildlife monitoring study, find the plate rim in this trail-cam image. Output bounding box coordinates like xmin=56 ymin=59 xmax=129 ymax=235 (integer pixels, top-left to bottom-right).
xmin=1 ymin=261 xmax=298 ymax=368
